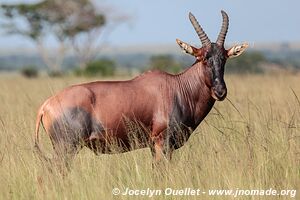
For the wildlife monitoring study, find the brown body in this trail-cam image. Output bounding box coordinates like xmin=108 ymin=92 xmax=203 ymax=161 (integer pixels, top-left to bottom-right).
xmin=35 ymin=11 xmax=248 ymax=169
xmin=36 ymin=64 xmax=214 ymax=159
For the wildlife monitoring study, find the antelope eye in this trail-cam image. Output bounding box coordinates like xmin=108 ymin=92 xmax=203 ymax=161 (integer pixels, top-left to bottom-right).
xmin=202 ymin=53 xmax=209 ymax=62
xmin=204 ymin=57 xmax=212 ymax=66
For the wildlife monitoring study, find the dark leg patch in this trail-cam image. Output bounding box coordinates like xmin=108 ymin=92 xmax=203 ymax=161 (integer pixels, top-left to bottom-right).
xmin=49 ymin=107 xmax=104 ymax=168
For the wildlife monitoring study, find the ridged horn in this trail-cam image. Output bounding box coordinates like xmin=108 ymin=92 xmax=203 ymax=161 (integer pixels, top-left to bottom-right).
xmin=216 ymin=10 xmax=229 ymax=46
xmin=189 ymin=12 xmax=211 ymax=47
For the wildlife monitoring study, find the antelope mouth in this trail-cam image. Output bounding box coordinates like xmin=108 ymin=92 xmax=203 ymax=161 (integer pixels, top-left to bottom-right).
xmin=211 ymin=87 xmax=227 ymax=101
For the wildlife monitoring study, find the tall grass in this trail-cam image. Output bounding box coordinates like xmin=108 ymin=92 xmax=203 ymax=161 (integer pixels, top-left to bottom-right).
xmin=0 ymin=74 xmax=299 ymax=199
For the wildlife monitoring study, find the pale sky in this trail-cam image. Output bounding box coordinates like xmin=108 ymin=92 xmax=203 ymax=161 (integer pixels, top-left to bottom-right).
xmin=0 ymin=0 xmax=299 ymax=49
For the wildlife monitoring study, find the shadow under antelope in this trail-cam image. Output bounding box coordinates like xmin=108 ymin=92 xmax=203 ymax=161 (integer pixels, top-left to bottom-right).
xmin=34 ymin=10 xmax=248 ymax=170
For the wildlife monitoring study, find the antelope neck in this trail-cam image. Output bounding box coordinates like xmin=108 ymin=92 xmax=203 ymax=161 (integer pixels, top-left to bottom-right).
xmin=174 ymin=61 xmax=215 ymax=112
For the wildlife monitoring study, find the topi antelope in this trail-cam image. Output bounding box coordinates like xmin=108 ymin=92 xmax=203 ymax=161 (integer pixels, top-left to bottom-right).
xmin=35 ymin=10 xmax=248 ymax=170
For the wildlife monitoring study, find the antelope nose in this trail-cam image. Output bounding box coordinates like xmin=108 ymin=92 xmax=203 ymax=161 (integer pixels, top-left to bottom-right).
xmin=213 ymin=83 xmax=227 ymax=101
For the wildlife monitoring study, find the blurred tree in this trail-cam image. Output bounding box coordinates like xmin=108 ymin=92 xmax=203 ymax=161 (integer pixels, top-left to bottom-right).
xmin=226 ymin=51 xmax=266 ymax=74
xmin=75 ymin=58 xmax=116 ymax=77
xmin=1 ymin=0 xmax=127 ymax=72
xmin=149 ymin=55 xmax=182 ymax=74
xmin=20 ymin=65 xmax=39 ymax=78
xmin=69 ymin=3 xmax=129 ymax=70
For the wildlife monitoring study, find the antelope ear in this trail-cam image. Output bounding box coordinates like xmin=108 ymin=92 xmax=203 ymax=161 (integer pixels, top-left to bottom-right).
xmin=176 ymin=39 xmax=196 ymax=56
xmin=227 ymin=43 xmax=249 ymax=58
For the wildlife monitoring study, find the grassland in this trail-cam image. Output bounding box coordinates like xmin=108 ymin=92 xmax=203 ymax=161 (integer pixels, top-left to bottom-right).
xmin=0 ymin=74 xmax=299 ymax=200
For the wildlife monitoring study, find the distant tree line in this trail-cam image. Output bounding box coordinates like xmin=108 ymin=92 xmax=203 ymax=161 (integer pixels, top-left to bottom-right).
xmin=226 ymin=51 xmax=267 ymax=74
xmin=74 ymin=59 xmax=116 ymax=77
xmin=2 ymin=50 xmax=300 ymax=78
xmin=148 ymin=55 xmax=182 ymax=74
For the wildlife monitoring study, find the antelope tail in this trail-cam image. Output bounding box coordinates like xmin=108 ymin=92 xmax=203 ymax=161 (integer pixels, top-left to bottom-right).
xmin=34 ymin=103 xmax=51 ymax=163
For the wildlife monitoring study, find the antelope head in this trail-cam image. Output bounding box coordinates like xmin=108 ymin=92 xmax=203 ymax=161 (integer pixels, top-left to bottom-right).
xmin=177 ymin=11 xmax=248 ymax=101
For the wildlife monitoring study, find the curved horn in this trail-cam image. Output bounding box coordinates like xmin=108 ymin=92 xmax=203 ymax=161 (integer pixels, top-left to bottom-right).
xmin=189 ymin=12 xmax=211 ymax=47
xmin=216 ymin=10 xmax=229 ymax=46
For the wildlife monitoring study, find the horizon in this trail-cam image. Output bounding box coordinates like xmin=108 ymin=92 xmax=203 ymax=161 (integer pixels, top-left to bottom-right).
xmin=0 ymin=41 xmax=299 ymax=57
